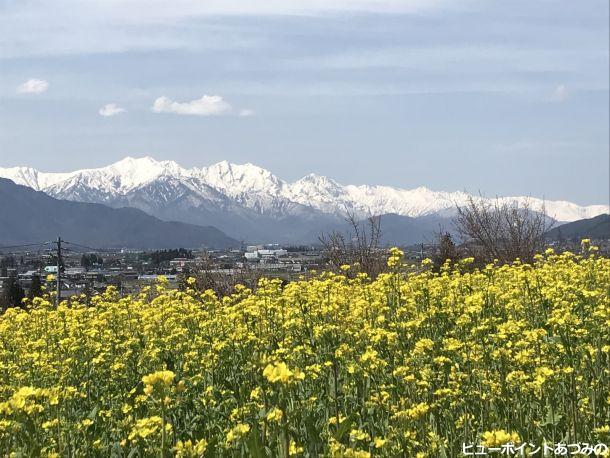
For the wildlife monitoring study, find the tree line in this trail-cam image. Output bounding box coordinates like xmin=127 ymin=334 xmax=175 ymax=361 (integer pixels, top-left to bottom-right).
xmin=319 ymin=197 xmax=554 ymax=277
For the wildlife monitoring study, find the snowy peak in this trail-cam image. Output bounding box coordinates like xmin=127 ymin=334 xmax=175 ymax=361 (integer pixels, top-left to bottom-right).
xmin=89 ymin=156 xmax=186 ymax=192
xmin=0 ymin=156 xmax=607 ymax=223
xmin=193 ymin=161 xmax=291 ymax=215
xmin=0 ymin=166 xmax=42 ymax=190
xmin=196 ymin=161 xmax=285 ymax=196
xmin=287 ymin=174 xmax=343 ymax=200
xmin=0 ymin=166 xmax=73 ymax=191
xmin=501 ymin=197 xmax=610 ymax=224
xmin=285 ymin=174 xmax=352 ymax=215
xmin=292 ymin=173 xmax=342 ymax=191
xmin=0 ymin=156 xmax=185 ymax=194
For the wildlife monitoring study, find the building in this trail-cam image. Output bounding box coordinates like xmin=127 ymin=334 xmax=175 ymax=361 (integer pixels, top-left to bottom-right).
xmin=244 ymin=251 xmax=259 ymax=261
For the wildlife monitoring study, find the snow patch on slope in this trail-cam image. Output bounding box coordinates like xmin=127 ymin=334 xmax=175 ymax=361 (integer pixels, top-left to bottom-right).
xmin=0 ymin=156 xmax=607 ymax=223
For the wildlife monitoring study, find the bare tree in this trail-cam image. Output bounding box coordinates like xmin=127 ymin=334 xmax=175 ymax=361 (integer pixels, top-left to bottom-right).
xmin=455 ymin=196 xmax=553 ymax=264
xmin=178 ymin=253 xmax=263 ymax=297
xmin=319 ymin=212 xmax=386 ymax=277
xmin=432 ymin=231 xmax=460 ymax=271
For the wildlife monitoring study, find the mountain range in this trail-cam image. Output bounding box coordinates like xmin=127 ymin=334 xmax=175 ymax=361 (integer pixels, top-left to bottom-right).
xmin=0 ymin=178 xmax=237 ymax=249
xmin=546 ymin=214 xmax=610 ymax=241
xmin=1 ymin=156 xmax=608 ymax=244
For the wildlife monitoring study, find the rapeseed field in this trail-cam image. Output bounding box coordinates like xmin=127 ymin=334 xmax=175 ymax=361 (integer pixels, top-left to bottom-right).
xmin=0 ymin=246 xmax=608 ymax=456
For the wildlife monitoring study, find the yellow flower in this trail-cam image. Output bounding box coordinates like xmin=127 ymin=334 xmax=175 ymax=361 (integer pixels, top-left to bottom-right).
xmin=263 ymin=362 xmax=304 ymax=384
xmin=594 ymin=425 xmax=610 ymax=441
xmin=413 ymin=338 xmax=434 ymax=355
xmin=266 ymin=407 xmax=283 ymax=423
xmin=128 ymin=416 xmax=171 ymax=441
xmin=0 ymin=246 xmax=606 ymax=454
xmin=175 ymin=439 xmax=208 ymax=457
xmin=530 ymin=366 xmax=554 ymax=391
xmin=373 ymin=438 xmax=387 ymax=448
xmin=328 ymin=415 xmax=346 ymax=426
xmin=406 ymin=402 xmax=430 ymax=419
xmin=81 ymin=418 xmax=94 ymax=428
xmin=289 ymin=441 xmax=304 ymax=456
xmin=481 ymin=430 xmax=520 ymax=447
xmin=226 ymin=423 xmax=250 ymax=443
xmin=349 ymin=429 xmax=370 ymax=442
xmin=387 ymin=247 xmax=404 ymax=268
xmin=4 ymin=386 xmax=46 ymax=415
xmin=142 ymin=370 xmax=175 ymax=393
xmin=42 ymin=419 xmax=59 ymax=429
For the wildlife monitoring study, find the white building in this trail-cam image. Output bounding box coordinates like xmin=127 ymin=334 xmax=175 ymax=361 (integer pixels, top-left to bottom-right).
xmin=244 ymin=252 xmax=259 ymax=261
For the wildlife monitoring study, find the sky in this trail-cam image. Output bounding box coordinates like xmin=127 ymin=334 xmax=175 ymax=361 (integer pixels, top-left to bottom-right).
xmin=0 ymin=0 xmax=608 ymax=205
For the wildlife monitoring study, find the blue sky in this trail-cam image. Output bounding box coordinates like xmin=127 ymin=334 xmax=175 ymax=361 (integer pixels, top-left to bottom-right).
xmin=0 ymin=0 xmax=608 ymax=205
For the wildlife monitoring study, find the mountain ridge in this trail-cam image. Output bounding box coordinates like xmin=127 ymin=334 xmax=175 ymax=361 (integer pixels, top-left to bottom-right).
xmin=0 ymin=178 xmax=238 ymax=249
xmin=1 ymin=156 xmax=606 ymax=221
xmin=546 ymin=214 xmax=610 ymax=241
xmin=1 ymin=156 xmax=607 ymax=243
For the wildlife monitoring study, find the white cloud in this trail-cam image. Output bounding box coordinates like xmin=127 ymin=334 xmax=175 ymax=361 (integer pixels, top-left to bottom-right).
xmin=551 ymin=84 xmax=568 ymax=102
xmin=239 ymin=109 xmax=255 ymax=117
xmin=99 ymin=103 xmax=126 ymax=117
xmin=152 ymin=95 xmax=234 ymax=116
xmin=16 ymin=78 xmax=49 ymax=94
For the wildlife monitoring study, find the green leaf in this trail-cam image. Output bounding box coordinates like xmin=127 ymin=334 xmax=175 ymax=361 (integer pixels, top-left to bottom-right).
xmin=247 ymin=424 xmax=266 ymax=458
xmin=87 ymin=406 xmax=99 ymax=421
xmin=334 ymin=413 xmax=357 ymax=442
xmin=540 ymin=405 xmax=563 ymax=427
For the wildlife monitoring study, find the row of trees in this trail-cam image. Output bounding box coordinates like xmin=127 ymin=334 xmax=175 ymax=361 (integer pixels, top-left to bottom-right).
xmin=319 ymin=214 xmax=386 ymax=277
xmin=319 ymin=197 xmax=553 ymax=276
xmin=0 ymin=274 xmax=42 ymax=311
xmin=454 ymin=196 xmax=550 ymax=264
xmin=80 ymin=254 xmax=104 ymax=269
xmin=177 ymin=255 xmax=264 ymax=297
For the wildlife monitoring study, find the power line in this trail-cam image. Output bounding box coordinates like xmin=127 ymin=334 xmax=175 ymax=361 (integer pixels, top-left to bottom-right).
xmin=0 ymin=238 xmax=107 ymax=307
xmin=56 ymin=237 xmax=62 ymax=306
xmin=37 ymin=241 xmax=51 ymax=257
xmin=0 ymin=242 xmax=52 ymax=252
xmin=61 ymin=246 xmax=91 ymax=254
xmin=63 ymin=241 xmax=114 ymax=253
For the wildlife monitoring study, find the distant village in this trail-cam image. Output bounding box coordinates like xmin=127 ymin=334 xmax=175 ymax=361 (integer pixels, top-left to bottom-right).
xmin=1 ymin=234 xmax=607 ymax=310
xmin=0 ymin=244 xmax=320 ymax=302
xmin=1 ymin=242 xmax=421 ymax=305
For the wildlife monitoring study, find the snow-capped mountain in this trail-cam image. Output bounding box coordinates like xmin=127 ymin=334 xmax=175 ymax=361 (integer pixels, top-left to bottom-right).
xmin=0 ymin=156 xmax=607 ymax=242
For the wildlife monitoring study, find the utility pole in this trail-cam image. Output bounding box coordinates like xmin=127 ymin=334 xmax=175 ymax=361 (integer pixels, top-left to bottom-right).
xmin=56 ymin=236 xmax=62 ymax=306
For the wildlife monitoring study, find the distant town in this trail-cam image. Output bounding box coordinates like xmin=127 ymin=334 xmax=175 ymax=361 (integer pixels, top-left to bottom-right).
xmin=0 ymin=242 xmax=409 ymax=303
xmin=1 ymin=233 xmax=608 ymax=309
